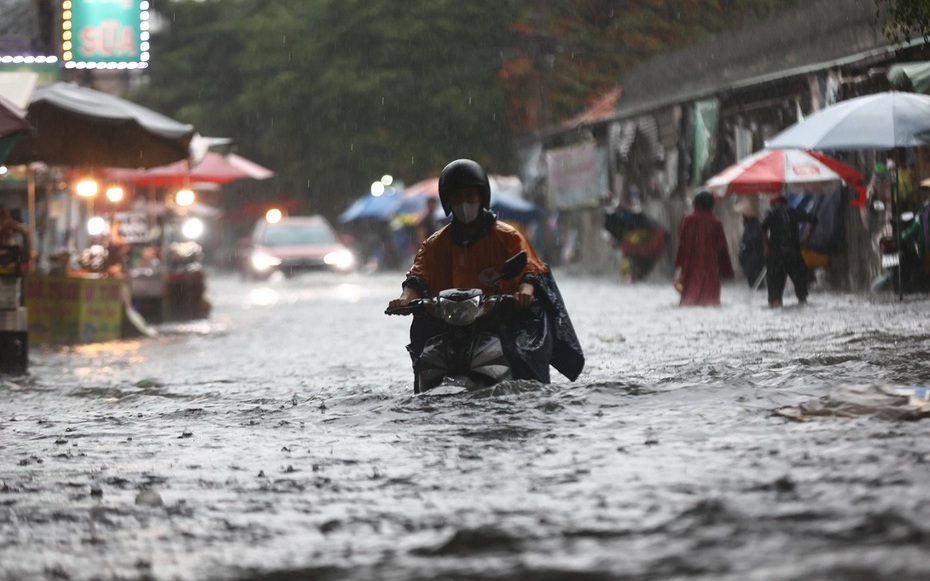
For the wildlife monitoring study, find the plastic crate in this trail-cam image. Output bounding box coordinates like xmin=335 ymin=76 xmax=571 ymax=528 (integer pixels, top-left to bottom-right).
xmin=0 ymin=331 xmax=27 ymax=375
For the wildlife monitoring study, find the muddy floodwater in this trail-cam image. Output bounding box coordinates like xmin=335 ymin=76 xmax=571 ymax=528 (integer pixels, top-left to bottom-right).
xmin=2 ymin=270 xmax=930 ymax=580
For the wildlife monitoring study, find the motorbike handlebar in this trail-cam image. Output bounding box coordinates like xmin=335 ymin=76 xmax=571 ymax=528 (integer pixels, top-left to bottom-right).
xmin=384 ymin=294 xmax=522 ymax=316
xmin=384 ymin=298 xmax=429 ymax=316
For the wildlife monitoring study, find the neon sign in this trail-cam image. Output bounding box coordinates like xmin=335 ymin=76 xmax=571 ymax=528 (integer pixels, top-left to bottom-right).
xmin=62 ymin=0 xmax=150 ymax=69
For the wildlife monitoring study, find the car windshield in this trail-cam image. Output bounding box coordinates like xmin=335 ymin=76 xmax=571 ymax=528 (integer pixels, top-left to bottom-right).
xmin=260 ymin=223 xmax=336 ymax=247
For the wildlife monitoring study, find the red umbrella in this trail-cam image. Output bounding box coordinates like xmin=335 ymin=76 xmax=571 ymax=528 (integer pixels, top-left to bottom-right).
xmin=105 ymin=151 xmax=273 ymax=187
xmin=403 ymin=177 xmax=439 ymax=198
xmin=705 ymin=148 xmax=864 ymax=197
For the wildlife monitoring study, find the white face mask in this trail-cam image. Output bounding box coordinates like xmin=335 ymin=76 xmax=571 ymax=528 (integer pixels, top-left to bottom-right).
xmin=452 ymin=202 xmax=480 ymax=224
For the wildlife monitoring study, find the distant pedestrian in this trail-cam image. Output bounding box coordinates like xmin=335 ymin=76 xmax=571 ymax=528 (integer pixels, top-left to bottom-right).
xmin=735 ymin=198 xmax=765 ymax=288
xmin=603 ymin=201 xmax=667 ymax=283
xmin=0 ymin=203 xmax=32 ymax=274
xmin=674 ymin=190 xmax=734 ymax=306
xmin=761 ymin=195 xmax=818 ymax=308
xmin=416 ymin=197 xmax=440 ymax=245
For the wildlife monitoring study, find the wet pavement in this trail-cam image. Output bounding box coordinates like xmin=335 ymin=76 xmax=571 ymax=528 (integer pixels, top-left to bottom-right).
xmin=2 ymin=270 xmax=930 ymax=580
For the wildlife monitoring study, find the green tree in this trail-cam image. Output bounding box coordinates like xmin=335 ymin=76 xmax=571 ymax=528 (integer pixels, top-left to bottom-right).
xmin=141 ymin=0 xmax=521 ymax=217
xmin=234 ymin=0 xmax=520 ymax=215
xmin=137 ymin=0 xmax=805 ymax=219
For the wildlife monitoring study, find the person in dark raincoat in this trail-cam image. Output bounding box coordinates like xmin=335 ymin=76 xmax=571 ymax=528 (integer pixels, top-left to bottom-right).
xmin=388 ymin=159 xmax=584 ymax=384
xmin=761 ymin=195 xmax=817 ymax=308
xmin=735 ymin=198 xmax=765 ymax=288
xmin=674 ymin=190 xmax=735 ymax=306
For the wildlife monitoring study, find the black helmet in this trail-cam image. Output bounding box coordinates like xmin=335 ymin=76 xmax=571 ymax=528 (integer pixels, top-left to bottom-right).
xmin=438 ymin=159 xmax=491 ymax=215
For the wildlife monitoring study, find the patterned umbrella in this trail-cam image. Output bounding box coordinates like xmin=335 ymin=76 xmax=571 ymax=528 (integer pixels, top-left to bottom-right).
xmin=705 ymin=148 xmax=864 ymax=197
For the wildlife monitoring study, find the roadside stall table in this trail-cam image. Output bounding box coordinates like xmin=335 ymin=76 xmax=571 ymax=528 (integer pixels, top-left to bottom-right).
xmin=24 ymin=274 xmax=126 ymax=344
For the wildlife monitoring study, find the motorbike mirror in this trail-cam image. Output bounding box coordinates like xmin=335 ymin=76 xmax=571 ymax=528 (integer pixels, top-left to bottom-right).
xmin=871 ymin=199 xmax=886 ymax=212
xmin=500 ymin=252 xmax=528 ymax=280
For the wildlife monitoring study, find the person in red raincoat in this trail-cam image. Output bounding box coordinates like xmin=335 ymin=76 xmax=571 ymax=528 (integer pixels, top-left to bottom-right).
xmin=388 ymin=159 xmax=584 ymax=384
xmin=674 ymin=190 xmax=734 ymax=306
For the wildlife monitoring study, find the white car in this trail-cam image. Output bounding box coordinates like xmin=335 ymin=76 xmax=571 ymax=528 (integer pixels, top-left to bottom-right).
xmin=239 ymin=215 xmax=356 ymax=279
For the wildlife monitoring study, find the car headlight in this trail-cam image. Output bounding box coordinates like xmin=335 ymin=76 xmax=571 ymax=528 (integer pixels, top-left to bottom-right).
xmin=324 ymin=249 xmax=355 ymax=271
xmin=250 ymin=251 xmax=282 ymax=272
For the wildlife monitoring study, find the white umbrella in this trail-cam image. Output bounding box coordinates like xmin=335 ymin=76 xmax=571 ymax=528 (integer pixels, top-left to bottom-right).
xmin=766 ymin=91 xmax=930 ymax=150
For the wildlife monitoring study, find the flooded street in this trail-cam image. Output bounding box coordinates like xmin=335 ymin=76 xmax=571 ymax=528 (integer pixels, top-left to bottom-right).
xmin=2 ymin=270 xmax=930 ymax=580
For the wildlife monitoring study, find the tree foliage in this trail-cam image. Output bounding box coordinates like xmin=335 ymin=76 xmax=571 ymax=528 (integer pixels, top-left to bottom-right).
xmin=136 ymin=0 xmax=803 ymax=218
xmin=875 ymin=0 xmax=930 ymax=45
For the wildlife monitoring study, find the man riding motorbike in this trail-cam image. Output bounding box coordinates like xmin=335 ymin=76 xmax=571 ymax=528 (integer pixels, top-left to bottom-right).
xmin=387 ymin=159 xmax=584 ymax=386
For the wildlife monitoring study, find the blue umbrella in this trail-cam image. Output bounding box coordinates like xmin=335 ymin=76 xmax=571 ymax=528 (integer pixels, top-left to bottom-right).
xmin=339 ymin=191 xmax=403 ymax=224
xmin=394 ymin=186 xmax=543 ymax=225
xmin=491 ymin=191 xmax=543 ymax=223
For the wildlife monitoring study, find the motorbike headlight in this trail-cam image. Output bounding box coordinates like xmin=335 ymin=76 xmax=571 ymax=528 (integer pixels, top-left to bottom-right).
xmin=250 ymin=251 xmax=282 ymax=272
xmin=438 ymin=296 xmax=482 ymax=326
xmin=324 ymin=249 xmax=356 ymax=271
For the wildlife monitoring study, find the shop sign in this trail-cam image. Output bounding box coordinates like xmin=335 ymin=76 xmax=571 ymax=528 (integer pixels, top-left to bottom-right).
xmin=114 ymin=211 xmax=151 ymax=244
xmin=63 ymin=1 xmax=149 ymax=68
xmin=546 ymin=141 xmax=608 ymax=210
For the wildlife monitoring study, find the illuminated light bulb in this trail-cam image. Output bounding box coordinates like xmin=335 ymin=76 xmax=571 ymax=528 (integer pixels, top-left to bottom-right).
xmin=105 ymin=187 xmax=124 ymax=203
xmin=76 ymin=179 xmax=98 ymax=197
xmin=182 ymin=218 xmax=204 ymax=240
xmin=175 ymin=189 xmax=195 ymax=207
xmin=265 ymin=208 xmax=283 ymax=223
xmin=371 ymin=181 xmax=385 ymax=196
xmin=87 ymin=217 xmax=108 ymax=237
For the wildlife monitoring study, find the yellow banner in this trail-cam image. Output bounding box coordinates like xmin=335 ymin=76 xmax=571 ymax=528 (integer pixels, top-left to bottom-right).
xmin=24 ymin=275 xmax=125 ymax=344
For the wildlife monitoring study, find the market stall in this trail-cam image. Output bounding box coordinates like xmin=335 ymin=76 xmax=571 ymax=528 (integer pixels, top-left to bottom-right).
xmin=23 ymin=274 xmax=124 ymax=344
xmin=103 ymin=147 xmax=273 ymax=321
xmin=3 ymin=81 xmax=196 ymax=344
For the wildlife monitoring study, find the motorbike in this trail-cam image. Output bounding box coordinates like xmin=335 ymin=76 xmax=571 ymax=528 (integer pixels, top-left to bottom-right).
xmin=386 ymin=252 xmax=532 ymax=394
xmin=874 ymin=209 xmax=927 ymax=294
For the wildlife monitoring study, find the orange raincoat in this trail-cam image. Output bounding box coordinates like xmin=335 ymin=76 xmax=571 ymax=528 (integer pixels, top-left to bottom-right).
xmin=405 ymin=220 xmax=548 ymax=297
